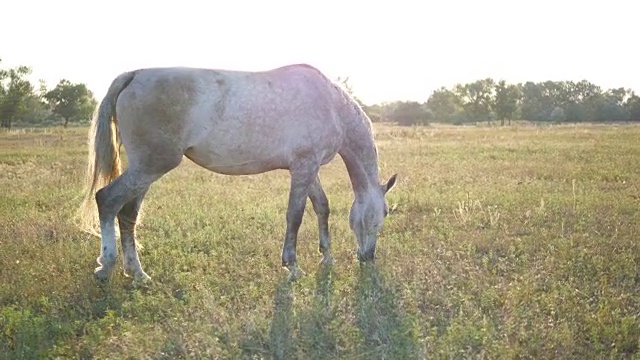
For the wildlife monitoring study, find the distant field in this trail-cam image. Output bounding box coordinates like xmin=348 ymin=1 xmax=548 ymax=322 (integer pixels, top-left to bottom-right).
xmin=0 ymin=123 xmax=638 ymax=359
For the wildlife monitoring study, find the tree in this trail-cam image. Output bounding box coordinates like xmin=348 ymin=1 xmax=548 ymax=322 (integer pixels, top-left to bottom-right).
xmin=573 ymin=80 xmax=602 ymax=101
xmin=363 ymin=103 xmax=384 ymax=122
xmin=388 ymin=101 xmax=432 ymax=126
xmin=539 ymin=81 xmax=578 ymax=109
xmin=17 ymin=93 xmax=51 ymax=126
xmin=594 ymin=87 xmax=630 ymax=121
xmin=15 ymin=79 xmax=54 ymax=126
xmin=597 ymin=101 xmax=629 ymax=121
xmin=493 ymin=80 xmax=521 ymax=125
xmin=0 ymin=61 xmax=34 ymax=128
xmin=549 ymin=106 xmax=566 ymax=122
xmin=454 ymin=78 xmax=495 ymax=124
xmin=565 ymin=102 xmax=589 ymax=122
xmin=605 ymin=87 xmax=627 ymax=106
xmin=426 ymin=87 xmax=460 ymax=123
xmin=573 ymin=80 xmax=603 ymax=121
xmin=521 ymin=82 xmax=546 ymax=121
xmin=45 ymin=79 xmax=97 ymax=127
xmin=625 ymin=92 xmax=640 ymax=121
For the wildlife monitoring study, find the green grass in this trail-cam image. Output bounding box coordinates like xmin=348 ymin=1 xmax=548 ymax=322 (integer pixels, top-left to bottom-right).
xmin=1 ymin=123 xmax=639 ymax=359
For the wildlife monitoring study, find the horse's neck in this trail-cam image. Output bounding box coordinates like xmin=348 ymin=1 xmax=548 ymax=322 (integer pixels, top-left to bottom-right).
xmin=339 ymin=113 xmax=380 ymax=197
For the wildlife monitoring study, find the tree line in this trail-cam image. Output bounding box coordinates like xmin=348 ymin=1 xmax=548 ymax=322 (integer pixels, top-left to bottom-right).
xmin=0 ymin=59 xmax=96 ymax=128
xmin=363 ymin=78 xmax=640 ymax=126
xmin=3 ymin=59 xmax=640 ymax=129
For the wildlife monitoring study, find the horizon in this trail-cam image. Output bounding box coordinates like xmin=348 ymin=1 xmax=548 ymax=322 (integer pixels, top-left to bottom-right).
xmin=2 ymin=0 xmax=638 ymax=105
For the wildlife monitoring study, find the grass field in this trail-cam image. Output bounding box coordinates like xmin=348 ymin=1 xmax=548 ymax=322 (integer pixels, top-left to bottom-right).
xmin=1 ymin=122 xmax=639 ymax=359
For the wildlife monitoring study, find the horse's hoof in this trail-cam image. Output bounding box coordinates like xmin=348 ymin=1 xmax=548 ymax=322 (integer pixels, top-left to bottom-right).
xmin=286 ymin=266 xmax=305 ymax=282
xmin=123 ymin=266 xmax=146 ymax=278
xmin=356 ymin=249 xmax=376 ymax=263
xmin=94 ymin=267 xmax=111 ymax=282
xmin=320 ymin=254 xmax=335 ymax=267
xmin=132 ymin=273 xmax=152 ymax=288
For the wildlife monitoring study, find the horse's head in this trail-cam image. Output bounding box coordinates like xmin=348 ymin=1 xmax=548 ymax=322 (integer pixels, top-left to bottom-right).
xmin=349 ymin=174 xmax=397 ymax=262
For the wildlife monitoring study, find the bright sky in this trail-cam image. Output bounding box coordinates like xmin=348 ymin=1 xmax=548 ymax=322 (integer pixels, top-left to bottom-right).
xmin=1 ymin=0 xmax=638 ymax=105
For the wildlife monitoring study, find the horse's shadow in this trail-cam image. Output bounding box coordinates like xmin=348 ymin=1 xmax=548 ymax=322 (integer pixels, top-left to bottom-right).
xmin=354 ymin=263 xmax=420 ymax=358
xmin=267 ymin=264 xmax=336 ymax=359
xmin=263 ymin=263 xmax=419 ymax=359
xmin=268 ymin=277 xmax=296 ymax=359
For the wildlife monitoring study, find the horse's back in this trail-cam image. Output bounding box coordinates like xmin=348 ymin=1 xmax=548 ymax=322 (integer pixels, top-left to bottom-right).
xmin=115 ymin=65 xmax=348 ymax=175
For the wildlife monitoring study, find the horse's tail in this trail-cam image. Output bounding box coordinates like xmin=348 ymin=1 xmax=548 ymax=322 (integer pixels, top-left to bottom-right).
xmin=79 ymin=71 xmax=137 ymax=235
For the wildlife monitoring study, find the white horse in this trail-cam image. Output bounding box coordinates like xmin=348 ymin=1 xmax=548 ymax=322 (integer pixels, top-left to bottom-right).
xmin=80 ymin=64 xmax=396 ymax=285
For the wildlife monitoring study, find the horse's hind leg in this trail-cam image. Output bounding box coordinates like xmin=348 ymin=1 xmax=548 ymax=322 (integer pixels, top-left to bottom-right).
xmin=308 ymin=176 xmax=334 ymax=266
xmin=118 ymin=189 xmax=150 ymax=283
xmin=94 ymin=169 xmax=156 ymax=282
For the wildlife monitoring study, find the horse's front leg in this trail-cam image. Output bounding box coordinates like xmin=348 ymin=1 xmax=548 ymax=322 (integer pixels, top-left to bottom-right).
xmin=308 ymin=176 xmax=334 ymax=266
xmin=282 ymin=163 xmax=319 ymax=281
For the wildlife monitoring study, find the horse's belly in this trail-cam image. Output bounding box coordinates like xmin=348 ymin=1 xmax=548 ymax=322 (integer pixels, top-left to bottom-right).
xmin=183 ymin=116 xmax=342 ymax=175
xmin=184 ymin=143 xmax=288 ymax=175
xmin=198 ymin=162 xmax=284 ymax=175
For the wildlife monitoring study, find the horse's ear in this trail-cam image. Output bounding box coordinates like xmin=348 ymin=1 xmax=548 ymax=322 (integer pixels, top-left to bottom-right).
xmin=382 ymin=174 xmax=397 ymax=194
